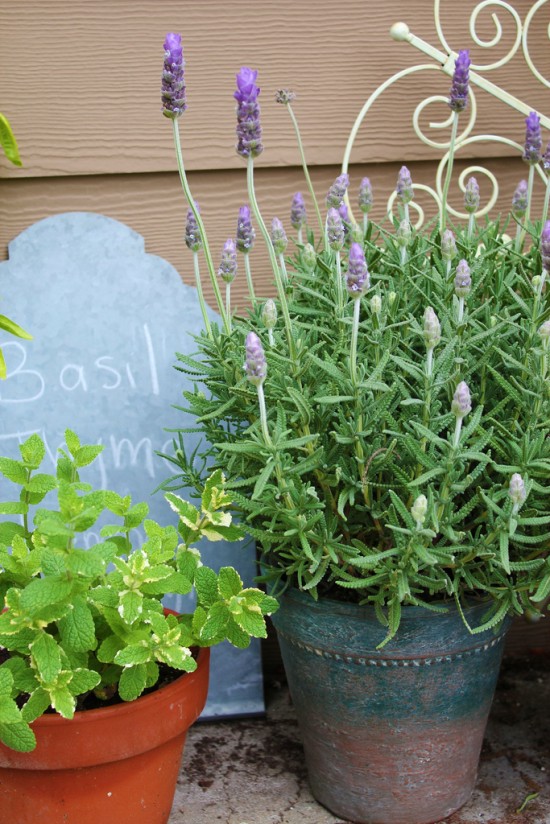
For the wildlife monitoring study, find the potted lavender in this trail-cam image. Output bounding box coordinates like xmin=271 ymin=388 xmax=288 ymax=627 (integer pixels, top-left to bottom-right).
xmin=160 ymin=32 xmax=550 ymax=824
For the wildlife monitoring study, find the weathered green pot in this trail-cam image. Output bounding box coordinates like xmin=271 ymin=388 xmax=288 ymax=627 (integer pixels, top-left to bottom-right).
xmin=271 ymin=589 xmax=510 ymax=824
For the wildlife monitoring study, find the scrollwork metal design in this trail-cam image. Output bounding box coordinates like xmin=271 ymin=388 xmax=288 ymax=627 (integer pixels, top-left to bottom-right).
xmin=342 ymin=0 xmax=549 ymax=227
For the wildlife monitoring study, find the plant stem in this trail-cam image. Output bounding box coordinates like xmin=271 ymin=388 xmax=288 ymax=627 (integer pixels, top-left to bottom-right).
xmin=244 ymin=254 xmax=256 ymax=306
xmin=335 ymin=250 xmax=343 ymax=316
xmin=247 ymin=157 xmax=296 ymax=360
xmin=193 ymin=253 xmax=212 ymax=337
xmin=257 ymin=383 xmax=272 ymax=446
xmin=543 ymin=177 xmax=550 ymax=224
xmin=226 ymin=283 xmax=232 ymax=331
xmin=350 ymin=298 xmax=361 ymax=386
xmin=467 ymin=212 xmax=475 ymax=241
xmin=285 ymin=102 xmax=325 ymax=246
xmin=172 ymin=120 xmax=230 ymax=334
xmin=440 ymin=112 xmax=459 ymax=233
xmin=278 ymin=253 xmax=288 ymax=285
xmin=519 ymin=164 xmax=536 ymax=248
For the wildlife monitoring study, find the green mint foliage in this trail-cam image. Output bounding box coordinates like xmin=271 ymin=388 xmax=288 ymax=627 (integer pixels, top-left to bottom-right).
xmin=163 ymin=213 xmax=550 ymax=646
xmin=0 ymin=432 xmax=277 ymax=751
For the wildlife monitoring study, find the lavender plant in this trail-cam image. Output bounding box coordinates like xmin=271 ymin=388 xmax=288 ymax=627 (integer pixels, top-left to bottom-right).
xmin=161 ymin=35 xmax=550 ymax=646
xmin=0 ymin=431 xmax=277 ymax=751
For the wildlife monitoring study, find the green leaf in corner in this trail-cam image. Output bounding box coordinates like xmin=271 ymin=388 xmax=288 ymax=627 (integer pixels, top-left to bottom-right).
xmin=0 ymin=113 xmax=22 ymax=166
xmin=0 ymin=315 xmax=32 ymax=340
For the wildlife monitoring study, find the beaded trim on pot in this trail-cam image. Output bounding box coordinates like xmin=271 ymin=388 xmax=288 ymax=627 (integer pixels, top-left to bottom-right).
xmin=275 ymin=627 xmax=507 ymax=667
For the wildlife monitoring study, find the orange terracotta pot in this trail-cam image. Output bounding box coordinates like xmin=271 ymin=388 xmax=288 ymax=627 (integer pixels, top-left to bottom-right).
xmin=0 ymin=646 xmax=210 ymax=824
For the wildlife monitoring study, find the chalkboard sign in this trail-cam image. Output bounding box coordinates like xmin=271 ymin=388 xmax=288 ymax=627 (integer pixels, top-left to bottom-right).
xmin=0 ymin=212 xmax=264 ymax=718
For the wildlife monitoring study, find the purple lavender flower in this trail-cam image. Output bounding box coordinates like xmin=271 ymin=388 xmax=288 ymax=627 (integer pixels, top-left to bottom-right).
xmin=464 ymin=177 xmax=480 ymax=214
xmin=396 ymin=166 xmax=413 ymax=205
xmin=218 ymin=239 xmax=237 ymax=283
xmin=345 ymin=243 xmax=370 ymax=297
xmin=326 ymin=174 xmax=350 ymax=208
xmin=290 ymin=192 xmax=306 ymax=230
xmin=184 ymin=203 xmax=202 ymax=252
xmin=162 ymin=33 xmax=186 ymax=119
xmin=451 ymin=381 xmax=472 ymax=419
xmin=441 ymin=229 xmax=457 ymax=262
xmin=511 ymin=180 xmax=528 ymax=218
xmin=338 ymin=202 xmax=350 ymax=223
xmin=543 ymin=142 xmax=550 ymax=173
xmin=270 ymin=218 xmax=288 ymax=254
xmin=275 ymin=89 xmax=296 ymax=105
xmin=326 ymin=208 xmax=345 ymax=251
xmin=358 ymin=178 xmax=373 ymax=213
xmin=244 ymin=331 xmax=267 ymax=386
xmin=523 ymin=111 xmax=542 ymax=165
xmin=448 ymin=50 xmax=471 ymax=113
xmin=236 ymin=205 xmax=255 ymax=254
xmin=234 ymin=67 xmax=263 ymax=159
xmin=454 ymin=259 xmax=471 ymax=298
xmin=541 ymin=221 xmax=550 ymax=273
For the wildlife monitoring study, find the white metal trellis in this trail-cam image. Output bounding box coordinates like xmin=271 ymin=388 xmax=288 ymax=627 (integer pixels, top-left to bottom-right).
xmin=342 ymin=0 xmax=549 ymax=226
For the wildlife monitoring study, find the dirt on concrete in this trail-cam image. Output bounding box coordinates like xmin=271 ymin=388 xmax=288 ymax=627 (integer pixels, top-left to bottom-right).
xmin=169 ymin=654 xmax=550 ymax=824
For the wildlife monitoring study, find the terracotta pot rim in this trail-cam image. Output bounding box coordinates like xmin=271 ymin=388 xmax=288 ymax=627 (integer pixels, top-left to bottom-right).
xmin=30 ymin=646 xmax=209 ymax=728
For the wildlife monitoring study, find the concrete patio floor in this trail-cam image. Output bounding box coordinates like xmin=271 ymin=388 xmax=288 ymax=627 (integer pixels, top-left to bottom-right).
xmin=169 ymin=653 xmax=550 ymax=824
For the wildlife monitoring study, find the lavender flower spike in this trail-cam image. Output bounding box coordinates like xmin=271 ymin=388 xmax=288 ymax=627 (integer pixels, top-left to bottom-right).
xmin=185 ymin=202 xmax=202 ymax=252
xmin=244 ymin=331 xmax=267 ymax=386
xmin=236 ymin=205 xmax=255 ymax=254
xmin=452 ymin=381 xmax=472 ymax=419
xmin=509 ymin=473 xmax=527 ymax=508
xmin=423 ymin=307 xmax=441 ymax=350
xmin=327 ymin=208 xmax=345 ymax=251
xmin=271 ymin=218 xmax=288 ymax=255
xmin=523 ymin=111 xmax=542 ymax=165
xmin=454 ymin=260 xmax=471 ymax=298
xmin=448 ymin=50 xmax=471 ymax=113
xmin=538 ymin=320 xmax=550 ymax=348
xmin=326 ymin=174 xmax=350 ymax=208
xmin=464 ymin=177 xmax=480 ymax=214
xmin=543 ymin=141 xmax=550 ymax=173
xmin=218 ymin=239 xmax=238 ymax=283
xmin=262 ymin=299 xmax=277 ymax=330
xmin=512 ymin=180 xmax=529 ymax=218
xmin=234 ymin=67 xmax=263 ymax=159
xmin=441 ymin=229 xmax=457 ymax=262
xmin=541 ymin=221 xmax=550 ymax=273
xmin=162 ymin=33 xmax=186 ymax=119
xmin=346 ymin=243 xmax=370 ymax=297
xmin=290 ymin=192 xmax=307 ymax=230
xmin=358 ymin=178 xmax=373 ymax=213
xmin=396 ymin=166 xmax=413 ymax=205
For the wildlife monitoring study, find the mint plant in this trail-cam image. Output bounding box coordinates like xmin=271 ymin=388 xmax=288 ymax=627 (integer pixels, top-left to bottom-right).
xmin=0 ymin=431 xmax=277 ymax=752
